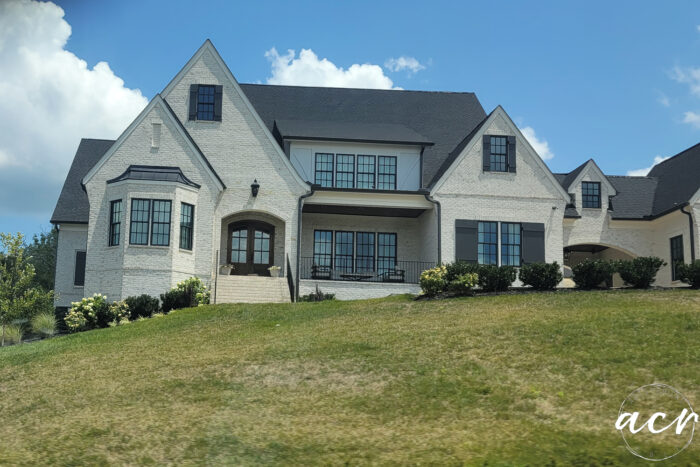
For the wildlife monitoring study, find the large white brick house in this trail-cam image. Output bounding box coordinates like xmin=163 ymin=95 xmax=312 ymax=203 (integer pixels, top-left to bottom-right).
xmin=51 ymin=40 xmax=700 ymax=306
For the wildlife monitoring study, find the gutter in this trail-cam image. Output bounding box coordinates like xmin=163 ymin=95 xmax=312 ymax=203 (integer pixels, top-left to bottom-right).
xmin=681 ymin=204 xmax=696 ymax=262
xmin=421 ymin=190 xmax=441 ymax=264
xmin=295 ymin=187 xmax=315 ymax=301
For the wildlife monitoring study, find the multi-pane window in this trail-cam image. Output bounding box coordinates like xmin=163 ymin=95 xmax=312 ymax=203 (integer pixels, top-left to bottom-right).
xmin=501 ymin=222 xmax=521 ymax=266
xmin=150 ymin=200 xmax=172 ymax=246
xmin=180 ymin=203 xmax=194 ymax=250
xmin=196 ymin=85 xmax=215 ymax=121
xmin=356 ymin=232 xmax=375 ymax=272
xmin=582 ymin=182 xmax=601 ymax=208
xmin=377 ymin=233 xmax=397 ymax=273
xmin=314 ymin=153 xmax=334 ymax=187
xmin=253 ymin=230 xmax=270 ymax=264
xmin=490 ymin=136 xmax=508 ymax=172
xmin=357 ymin=155 xmax=376 ymax=189
xmin=109 ymin=200 xmax=122 ymax=246
xmin=336 ymin=154 xmax=355 ymax=188
xmin=230 ymin=228 xmax=247 ymax=263
xmin=377 ymin=156 xmax=397 ymax=190
xmin=313 ymin=230 xmax=333 ymax=267
xmin=129 ymin=199 xmax=151 ymax=245
xmin=478 ymin=221 xmax=498 ymax=265
xmin=334 ymin=231 xmax=354 ymax=273
xmin=670 ymin=235 xmax=684 ymax=281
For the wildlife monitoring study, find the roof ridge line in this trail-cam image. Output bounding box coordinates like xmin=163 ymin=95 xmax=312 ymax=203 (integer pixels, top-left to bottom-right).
xmin=239 ymin=82 xmax=477 ymax=95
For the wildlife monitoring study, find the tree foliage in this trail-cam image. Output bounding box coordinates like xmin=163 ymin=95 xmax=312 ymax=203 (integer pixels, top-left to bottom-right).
xmin=24 ymin=228 xmax=57 ymax=291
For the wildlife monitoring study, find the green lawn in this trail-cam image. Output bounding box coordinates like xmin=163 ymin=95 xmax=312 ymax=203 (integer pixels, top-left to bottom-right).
xmin=1 ymin=290 xmax=699 ymax=465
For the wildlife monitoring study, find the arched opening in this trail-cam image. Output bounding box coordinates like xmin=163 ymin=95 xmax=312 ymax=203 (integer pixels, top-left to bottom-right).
xmin=219 ymin=211 xmax=286 ymax=277
xmin=563 ymin=243 xmax=636 ymax=287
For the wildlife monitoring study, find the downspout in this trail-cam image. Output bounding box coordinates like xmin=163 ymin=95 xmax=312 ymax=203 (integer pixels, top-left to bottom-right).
xmin=422 ymin=191 xmax=441 ymax=265
xmin=681 ymin=204 xmax=696 ymax=261
xmin=296 ymin=187 xmax=315 ymax=301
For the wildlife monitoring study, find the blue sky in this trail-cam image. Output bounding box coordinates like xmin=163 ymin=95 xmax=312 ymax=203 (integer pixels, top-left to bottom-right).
xmin=2 ymin=0 xmax=700 ymax=237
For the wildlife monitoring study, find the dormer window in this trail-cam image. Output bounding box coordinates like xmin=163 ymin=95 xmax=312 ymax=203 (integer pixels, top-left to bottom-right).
xmin=188 ymin=84 xmax=222 ymax=121
xmin=582 ymin=182 xmax=601 ymax=208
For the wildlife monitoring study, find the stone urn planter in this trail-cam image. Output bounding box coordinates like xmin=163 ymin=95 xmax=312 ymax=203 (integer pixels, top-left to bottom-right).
xmin=268 ymin=266 xmax=281 ymax=278
xmin=220 ymin=264 xmax=234 ymax=275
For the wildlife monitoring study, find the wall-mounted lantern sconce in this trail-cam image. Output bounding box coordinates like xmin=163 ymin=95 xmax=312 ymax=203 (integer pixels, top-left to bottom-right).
xmin=251 ymin=179 xmax=260 ymax=197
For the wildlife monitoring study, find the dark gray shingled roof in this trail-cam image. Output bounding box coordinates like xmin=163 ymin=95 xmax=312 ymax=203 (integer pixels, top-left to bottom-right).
xmin=607 ymin=176 xmax=659 ymax=219
xmin=647 ymin=141 xmax=700 ymax=216
xmin=240 ymin=84 xmax=487 ymax=187
xmin=51 ymin=138 xmax=114 ymax=224
xmin=273 ymin=119 xmax=433 ymax=146
xmin=107 ymin=165 xmax=201 ymax=188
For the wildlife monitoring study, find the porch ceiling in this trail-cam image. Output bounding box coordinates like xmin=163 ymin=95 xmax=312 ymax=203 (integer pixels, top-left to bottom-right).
xmin=302 ymin=204 xmax=425 ymax=218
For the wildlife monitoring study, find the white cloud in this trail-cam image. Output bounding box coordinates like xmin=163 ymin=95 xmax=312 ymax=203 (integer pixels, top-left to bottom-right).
xmin=626 ymin=155 xmax=670 ymax=176
xmin=0 ymin=0 xmax=147 ymax=217
xmin=519 ymin=126 xmax=555 ymax=160
xmin=657 ymin=92 xmax=670 ymax=107
xmin=265 ymin=47 xmax=398 ymax=89
xmin=682 ymin=110 xmax=700 ymax=128
xmin=384 ymin=56 xmax=426 ymax=74
xmin=670 ymin=65 xmax=700 ymax=97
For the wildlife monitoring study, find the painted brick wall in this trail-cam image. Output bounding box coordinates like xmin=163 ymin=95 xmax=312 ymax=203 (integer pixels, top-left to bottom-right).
xmin=299 ymin=279 xmax=420 ymax=300
xmin=54 ymin=224 xmax=88 ymax=307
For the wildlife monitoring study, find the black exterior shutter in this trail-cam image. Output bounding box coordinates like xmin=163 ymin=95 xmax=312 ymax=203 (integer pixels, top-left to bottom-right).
xmin=507 ymin=136 xmax=516 ymax=173
xmin=213 ymin=85 xmax=223 ymax=121
xmin=521 ymin=223 xmax=545 ymax=264
xmin=455 ymin=220 xmax=478 ymax=263
xmin=74 ymin=251 xmax=86 ymax=286
xmin=482 ymin=135 xmax=490 ymax=172
xmin=189 ymin=84 xmax=198 ymax=121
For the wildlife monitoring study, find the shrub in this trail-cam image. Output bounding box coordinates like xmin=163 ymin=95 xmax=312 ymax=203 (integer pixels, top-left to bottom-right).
xmin=65 ymin=294 xmax=127 ymax=332
xmin=477 ymin=265 xmax=516 ymax=292
xmin=572 ymin=259 xmax=615 ymax=289
xmin=160 ymin=277 xmax=210 ymax=313
xmin=124 ymin=294 xmax=160 ymax=319
xmin=420 ymin=265 xmax=448 ymax=296
xmin=678 ymin=260 xmax=700 ymax=288
xmin=616 ymin=257 xmax=666 ymax=289
xmin=299 ymin=285 xmax=336 ymax=302
xmin=445 ymin=261 xmax=479 ymax=283
xmin=31 ymin=311 xmax=56 ymax=337
xmin=64 ymin=307 xmax=87 ymax=333
xmin=519 ymin=262 xmax=563 ymax=291
xmin=448 ymin=272 xmax=479 ymax=296
xmin=2 ymin=324 xmax=22 ymax=345
xmin=109 ymin=300 xmax=130 ymax=325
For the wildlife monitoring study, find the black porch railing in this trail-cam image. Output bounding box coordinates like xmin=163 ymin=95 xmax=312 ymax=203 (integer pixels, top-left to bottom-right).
xmin=299 ymin=257 xmax=435 ymax=284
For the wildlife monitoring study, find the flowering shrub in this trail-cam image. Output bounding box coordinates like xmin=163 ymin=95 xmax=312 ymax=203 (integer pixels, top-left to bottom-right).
xmin=161 ymin=277 xmax=210 ymax=313
xmin=109 ymin=300 xmax=131 ymax=326
xmin=448 ymin=272 xmax=479 ymax=295
xmin=65 ymin=294 xmax=130 ymax=332
xmin=420 ymin=266 xmax=447 ymax=296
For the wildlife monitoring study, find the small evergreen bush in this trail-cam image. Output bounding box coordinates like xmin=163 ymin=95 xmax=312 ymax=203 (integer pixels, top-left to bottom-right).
xmin=572 ymin=259 xmax=615 ymax=289
xmin=445 ymin=261 xmax=479 ymax=283
xmin=477 ymin=265 xmax=516 ymax=292
xmin=124 ymin=294 xmax=161 ymax=319
xmin=616 ymin=257 xmax=666 ymax=288
xmin=678 ymin=260 xmax=700 ymax=288
xmin=419 ymin=265 xmax=448 ymax=296
xmin=160 ymin=277 xmax=210 ymax=313
xmin=519 ymin=262 xmax=563 ymax=290
xmin=448 ymin=272 xmax=479 ymax=296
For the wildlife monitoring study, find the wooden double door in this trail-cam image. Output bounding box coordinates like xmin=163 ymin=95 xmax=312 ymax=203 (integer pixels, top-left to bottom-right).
xmin=228 ymin=221 xmax=274 ymax=276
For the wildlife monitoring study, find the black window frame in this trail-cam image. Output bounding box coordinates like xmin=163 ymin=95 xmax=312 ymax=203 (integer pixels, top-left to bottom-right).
xmin=150 ymin=200 xmax=172 ymax=247
xmin=377 ymin=155 xmax=397 ymax=190
xmin=179 ymin=203 xmax=194 ymax=250
xmin=357 ymin=155 xmax=376 ymax=189
xmin=377 ymin=232 xmax=397 ymax=273
xmin=489 ymin=136 xmax=508 ymax=172
xmin=314 ymin=153 xmax=334 ymax=187
xmin=670 ymin=235 xmax=684 ymax=281
xmin=74 ymin=250 xmax=86 ymax=287
xmin=313 ymin=230 xmax=333 ymax=268
xmin=582 ymin=182 xmax=602 ymax=209
xmin=500 ymin=222 xmax=521 ymax=267
xmin=334 ymin=231 xmax=354 ymax=273
xmin=478 ymin=221 xmax=498 ymax=265
xmin=196 ymin=84 xmax=216 ymax=121
xmin=109 ymin=199 xmax=122 ymax=247
xmin=129 ymin=199 xmax=151 ymax=245
xmin=335 ymin=154 xmax=355 ymax=188
xmin=355 ymin=232 xmax=375 ymax=272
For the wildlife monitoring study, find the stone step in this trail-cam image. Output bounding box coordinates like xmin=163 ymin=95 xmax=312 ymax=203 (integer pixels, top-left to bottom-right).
xmin=214 ymin=275 xmax=291 ymax=304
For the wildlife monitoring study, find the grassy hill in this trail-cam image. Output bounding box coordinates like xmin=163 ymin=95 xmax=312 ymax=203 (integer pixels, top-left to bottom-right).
xmin=1 ymin=290 xmax=699 ymax=465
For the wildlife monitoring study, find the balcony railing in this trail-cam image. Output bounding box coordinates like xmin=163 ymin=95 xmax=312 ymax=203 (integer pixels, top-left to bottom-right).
xmin=300 ymin=257 xmax=435 ymax=284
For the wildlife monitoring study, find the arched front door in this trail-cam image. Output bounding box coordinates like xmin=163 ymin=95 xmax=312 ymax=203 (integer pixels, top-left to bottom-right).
xmin=228 ymin=221 xmax=274 ymax=276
